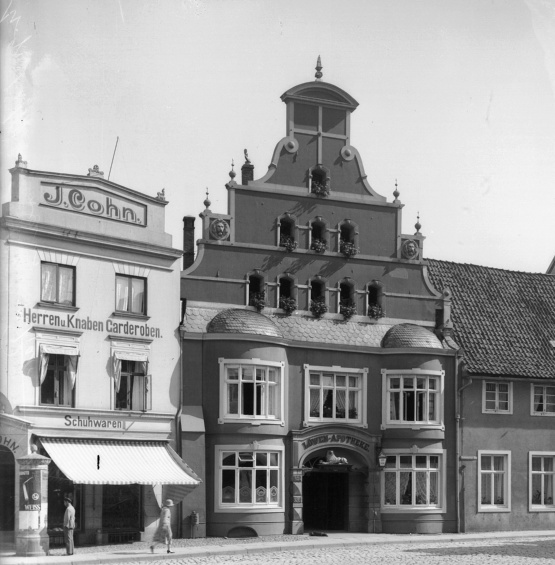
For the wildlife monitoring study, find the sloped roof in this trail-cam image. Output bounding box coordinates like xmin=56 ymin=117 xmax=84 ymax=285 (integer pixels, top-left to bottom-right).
xmin=207 ymin=309 xmax=283 ymax=338
xmin=382 ymin=324 xmax=443 ymax=349
xmin=183 ymin=307 xmax=444 ymax=349
xmin=426 ymin=259 xmax=555 ymax=379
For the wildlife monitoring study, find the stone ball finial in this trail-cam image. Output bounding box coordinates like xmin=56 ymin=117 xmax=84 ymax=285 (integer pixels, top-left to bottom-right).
xmin=393 ymin=179 xmax=400 ymax=201
xmin=31 ymin=443 xmax=38 ymax=454
xmin=229 ymin=159 xmax=236 ymax=180
xmin=204 ymin=187 xmax=211 ymax=210
xmin=315 ymin=55 xmax=323 ymax=80
xmin=415 ymin=213 xmax=422 ymax=235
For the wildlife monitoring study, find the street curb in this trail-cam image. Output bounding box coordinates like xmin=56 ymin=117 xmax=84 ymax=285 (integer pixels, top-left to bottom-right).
xmin=3 ymin=531 xmax=555 ymax=565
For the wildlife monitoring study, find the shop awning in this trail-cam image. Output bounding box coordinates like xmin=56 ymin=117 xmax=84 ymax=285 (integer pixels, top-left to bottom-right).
xmin=39 ymin=438 xmax=201 ymax=489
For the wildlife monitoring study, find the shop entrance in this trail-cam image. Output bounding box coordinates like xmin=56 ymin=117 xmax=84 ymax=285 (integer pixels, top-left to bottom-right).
xmin=303 ymin=471 xmax=348 ymax=531
xmin=0 ymin=447 xmax=15 ymax=531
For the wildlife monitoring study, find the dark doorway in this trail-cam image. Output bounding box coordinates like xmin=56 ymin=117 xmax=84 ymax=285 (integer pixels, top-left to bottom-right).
xmin=303 ymin=471 xmax=348 ymax=531
xmin=0 ymin=447 xmax=15 ymax=531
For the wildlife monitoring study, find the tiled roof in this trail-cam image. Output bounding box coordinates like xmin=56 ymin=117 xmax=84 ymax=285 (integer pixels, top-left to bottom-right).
xmin=183 ymin=307 xmax=443 ymax=349
xmin=206 ymin=309 xmax=283 ymax=338
xmin=426 ymin=259 xmax=555 ymax=379
xmin=382 ymin=324 xmax=443 ymax=349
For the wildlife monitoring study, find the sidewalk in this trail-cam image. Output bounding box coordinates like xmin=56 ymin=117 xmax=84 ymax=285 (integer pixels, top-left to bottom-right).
xmin=2 ymin=530 xmax=554 ymax=565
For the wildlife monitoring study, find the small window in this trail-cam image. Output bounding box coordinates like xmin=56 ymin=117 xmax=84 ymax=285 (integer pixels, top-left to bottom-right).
xmin=278 ymin=216 xmax=296 ymax=248
xmin=115 ymin=275 xmax=146 ymax=315
xmin=310 ymin=219 xmax=327 ymax=253
xmin=41 ymin=263 xmax=75 ymax=306
xmin=367 ymin=281 xmax=383 ymax=318
xmin=531 ymin=384 xmax=555 ymax=416
xmin=340 ymin=223 xmax=355 ymax=244
xmin=530 ymin=452 xmax=555 ymax=510
xmin=478 ymin=451 xmax=511 ymax=512
xmin=40 ymin=354 xmax=76 ymax=407
xmin=310 ymin=279 xmax=325 ymax=302
xmin=383 ymin=453 xmax=443 ymax=511
xmin=219 ymin=359 xmax=283 ymax=423
xmin=339 ymin=281 xmax=355 ymax=315
xmin=248 ymin=273 xmax=265 ymax=309
xmin=114 ymin=360 xmax=151 ymax=411
xmin=483 ymin=381 xmax=513 ymax=414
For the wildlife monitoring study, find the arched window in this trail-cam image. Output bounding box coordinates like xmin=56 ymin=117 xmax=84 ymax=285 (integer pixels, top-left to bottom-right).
xmin=278 ymin=215 xmax=296 ymax=249
xmin=309 ymin=278 xmax=327 ymax=317
xmin=367 ymin=281 xmax=384 ymax=319
xmin=339 ymin=280 xmax=356 ymax=318
xmin=278 ymin=275 xmax=296 ymax=314
xmin=248 ymin=272 xmax=265 ymax=311
xmin=310 ymin=218 xmax=327 ymax=253
xmin=339 ymin=220 xmax=359 ymax=257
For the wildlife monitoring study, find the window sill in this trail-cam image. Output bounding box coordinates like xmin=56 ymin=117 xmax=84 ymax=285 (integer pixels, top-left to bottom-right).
xmin=381 ymin=506 xmax=445 ymax=514
xmin=381 ymin=423 xmax=444 ymax=430
xmin=214 ymin=506 xmax=283 ymax=514
xmin=482 ymin=410 xmax=513 ymax=415
xmin=529 ymin=506 xmax=555 ymax=512
xmin=37 ymin=302 xmax=79 ymax=312
xmin=304 ymin=420 xmax=366 ymax=428
xmin=112 ymin=311 xmax=150 ymax=321
xmin=531 ymin=412 xmax=555 ymax=417
xmin=219 ymin=417 xmax=284 ymax=426
xmin=478 ymin=507 xmax=511 ymax=513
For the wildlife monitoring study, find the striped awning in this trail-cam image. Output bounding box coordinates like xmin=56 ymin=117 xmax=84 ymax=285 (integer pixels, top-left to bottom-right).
xmin=39 ymin=437 xmax=201 ymax=489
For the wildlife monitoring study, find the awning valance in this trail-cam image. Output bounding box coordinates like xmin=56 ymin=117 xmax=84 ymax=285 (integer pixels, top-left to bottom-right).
xmin=40 ymin=343 xmax=80 ymax=356
xmin=113 ymin=350 xmax=149 ymax=362
xmin=39 ymin=438 xmax=201 ymax=489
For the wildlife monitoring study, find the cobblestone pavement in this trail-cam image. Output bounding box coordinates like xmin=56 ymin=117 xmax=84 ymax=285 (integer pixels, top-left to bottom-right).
xmin=112 ymin=537 xmax=555 ymax=565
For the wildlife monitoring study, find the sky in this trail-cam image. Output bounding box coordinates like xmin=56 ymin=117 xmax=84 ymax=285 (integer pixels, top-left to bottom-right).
xmin=2 ymin=0 xmax=555 ymax=273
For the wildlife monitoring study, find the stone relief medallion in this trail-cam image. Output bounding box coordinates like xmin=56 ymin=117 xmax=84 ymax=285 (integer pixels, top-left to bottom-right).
xmin=209 ymin=219 xmax=230 ymax=240
xmin=402 ymin=239 xmax=419 ymax=260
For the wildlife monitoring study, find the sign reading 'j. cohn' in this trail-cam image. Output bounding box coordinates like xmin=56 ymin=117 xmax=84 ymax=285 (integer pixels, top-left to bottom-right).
xmin=42 ymin=184 xmax=146 ymax=225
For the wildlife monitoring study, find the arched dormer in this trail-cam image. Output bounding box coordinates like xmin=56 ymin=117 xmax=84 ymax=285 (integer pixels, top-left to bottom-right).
xmin=277 ymin=213 xmax=297 ymax=250
xmin=367 ymin=280 xmax=384 ymax=319
xmin=339 ymin=220 xmax=359 ymax=256
xmin=310 ymin=216 xmax=328 ymax=253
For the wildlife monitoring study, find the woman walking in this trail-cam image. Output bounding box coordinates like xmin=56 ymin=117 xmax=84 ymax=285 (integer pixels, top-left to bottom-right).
xmin=150 ymin=499 xmax=175 ymax=554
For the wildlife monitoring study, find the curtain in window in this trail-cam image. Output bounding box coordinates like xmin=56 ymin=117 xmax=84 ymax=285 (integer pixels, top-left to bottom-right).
xmin=58 ymin=267 xmax=74 ymax=305
xmin=113 ymin=351 xmax=149 ymax=393
xmin=400 ymin=472 xmax=412 ymax=504
xmin=39 ymin=344 xmax=79 ymax=385
xmin=116 ymin=277 xmax=129 ymax=311
xmin=239 ymin=471 xmax=252 ymax=503
xmin=415 ymin=471 xmax=427 ymax=504
xmin=131 ymin=278 xmax=144 ymax=313
xmin=389 ymin=391 xmax=399 ymax=420
xmin=310 ymin=389 xmax=320 ymax=416
xmin=41 ymin=264 xmax=56 ymax=302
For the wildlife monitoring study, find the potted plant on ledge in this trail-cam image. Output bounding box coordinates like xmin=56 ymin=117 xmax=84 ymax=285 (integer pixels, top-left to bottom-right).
xmin=249 ymin=292 xmax=266 ymax=312
xmin=311 ymin=179 xmax=330 ymax=197
xmin=310 ymin=238 xmax=327 ymax=253
xmin=280 ymin=235 xmax=298 ymax=252
xmin=340 ymin=240 xmax=359 ymax=258
xmin=368 ymin=303 xmax=384 ymax=320
xmin=310 ymin=297 xmax=328 ymax=318
xmin=279 ymin=297 xmax=297 ymax=316
xmin=339 ymin=300 xmax=357 ymax=320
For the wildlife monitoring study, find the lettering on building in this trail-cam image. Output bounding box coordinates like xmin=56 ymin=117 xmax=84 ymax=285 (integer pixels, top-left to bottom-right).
xmin=64 ymin=415 xmax=126 ymax=430
xmin=301 ymin=434 xmax=371 ymax=452
xmin=42 ymin=184 xmax=146 ymax=226
xmin=0 ymin=435 xmax=20 ymax=454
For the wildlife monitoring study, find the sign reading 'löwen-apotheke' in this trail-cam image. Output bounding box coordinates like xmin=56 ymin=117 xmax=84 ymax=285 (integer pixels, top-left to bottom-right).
xmin=42 ymin=184 xmax=146 ymax=225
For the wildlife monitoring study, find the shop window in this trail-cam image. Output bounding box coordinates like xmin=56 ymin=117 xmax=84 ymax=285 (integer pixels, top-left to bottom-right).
xmin=530 ymin=452 xmax=555 ymax=511
xmin=482 ymin=381 xmax=513 ymax=414
xmin=102 ymin=484 xmax=142 ymax=531
xmin=40 ymin=353 xmax=77 ymax=407
xmin=216 ymin=446 xmax=283 ymax=511
xmin=115 ymin=275 xmax=146 ymax=315
xmin=531 ymin=384 xmax=555 ymax=416
xmin=219 ymin=359 xmax=284 ymax=424
xmin=382 ymin=452 xmax=444 ymax=511
xmin=41 ymin=262 xmax=75 ymax=306
xmin=304 ymin=365 xmax=367 ymax=427
xmin=381 ymin=369 xmax=444 ymax=429
xmin=478 ymin=451 xmax=511 ymax=512
xmin=113 ymin=359 xmax=151 ymax=412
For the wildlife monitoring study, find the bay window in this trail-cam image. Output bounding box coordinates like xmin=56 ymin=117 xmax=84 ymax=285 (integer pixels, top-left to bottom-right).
xmin=219 ymin=359 xmax=284 ymax=424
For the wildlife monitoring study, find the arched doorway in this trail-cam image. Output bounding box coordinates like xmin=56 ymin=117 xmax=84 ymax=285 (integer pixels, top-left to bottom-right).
xmin=301 ymin=449 xmax=368 ymax=532
xmin=0 ymin=446 xmax=15 ymax=531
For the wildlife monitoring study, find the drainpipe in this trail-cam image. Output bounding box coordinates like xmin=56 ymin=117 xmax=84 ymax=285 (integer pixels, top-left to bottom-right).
xmin=174 ymin=306 xmax=185 ymax=539
xmin=455 ymin=355 xmax=472 ymax=534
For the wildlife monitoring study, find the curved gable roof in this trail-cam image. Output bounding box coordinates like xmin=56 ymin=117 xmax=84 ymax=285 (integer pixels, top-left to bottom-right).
xmin=281 ymin=81 xmax=359 ymax=110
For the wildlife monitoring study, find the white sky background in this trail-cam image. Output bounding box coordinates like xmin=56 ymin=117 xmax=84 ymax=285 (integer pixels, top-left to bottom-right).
xmin=2 ymin=0 xmax=555 ymax=273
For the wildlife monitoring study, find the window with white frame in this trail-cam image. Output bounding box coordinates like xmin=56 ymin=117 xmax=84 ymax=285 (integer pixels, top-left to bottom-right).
xmin=216 ymin=446 xmax=283 ymax=511
xmin=530 ymin=452 xmax=555 ymax=510
xmin=112 ymin=345 xmax=151 ymax=412
xmin=41 ymin=262 xmax=75 ymax=306
xmin=382 ymin=369 xmax=444 ymax=429
xmin=38 ymin=338 xmax=80 ymax=407
xmin=304 ymin=365 xmax=367 ymax=427
xmin=115 ymin=274 xmax=146 ymax=315
xmin=478 ymin=451 xmax=511 ymax=511
xmin=219 ymin=359 xmax=284 ymax=424
xmin=483 ymin=381 xmax=512 ymax=414
xmin=382 ymin=452 xmax=444 ymax=511
xmin=531 ymin=384 xmax=555 ymax=416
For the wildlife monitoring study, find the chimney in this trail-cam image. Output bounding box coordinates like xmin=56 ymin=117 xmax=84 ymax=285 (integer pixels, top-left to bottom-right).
xmin=183 ymin=216 xmax=196 ymax=270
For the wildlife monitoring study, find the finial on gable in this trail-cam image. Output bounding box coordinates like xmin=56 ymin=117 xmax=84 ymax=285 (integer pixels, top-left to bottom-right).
xmin=315 ymin=55 xmax=323 ymax=81
xmin=229 ymin=159 xmax=236 ymax=180
xmin=15 ymin=153 xmax=27 ymax=168
xmin=415 ymin=212 xmax=422 ymax=235
xmin=393 ymin=179 xmax=400 ymax=203
xmin=203 ymin=188 xmax=211 ymax=210
xmin=87 ymin=164 xmax=104 ymax=178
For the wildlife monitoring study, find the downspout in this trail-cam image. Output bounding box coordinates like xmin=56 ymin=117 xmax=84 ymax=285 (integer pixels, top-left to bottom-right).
xmin=174 ymin=300 xmax=186 ymax=538
xmin=455 ymin=357 xmax=472 ymax=534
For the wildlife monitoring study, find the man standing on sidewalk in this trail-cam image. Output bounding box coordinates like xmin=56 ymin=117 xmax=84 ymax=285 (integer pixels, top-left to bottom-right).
xmin=63 ymin=495 xmax=75 ymax=555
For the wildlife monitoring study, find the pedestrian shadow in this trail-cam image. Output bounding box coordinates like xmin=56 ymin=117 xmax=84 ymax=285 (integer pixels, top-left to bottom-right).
xmin=405 ymin=538 xmax=555 ymax=561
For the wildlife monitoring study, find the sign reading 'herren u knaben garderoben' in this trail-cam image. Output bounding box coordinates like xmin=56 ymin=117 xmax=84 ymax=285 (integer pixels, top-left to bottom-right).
xmin=22 ymin=307 xmax=162 ymax=338
xmin=42 ymin=184 xmax=146 ymax=225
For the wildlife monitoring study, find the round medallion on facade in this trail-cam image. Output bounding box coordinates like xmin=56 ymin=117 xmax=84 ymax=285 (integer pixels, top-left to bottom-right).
xmin=209 ymin=219 xmax=230 ymax=241
xmin=340 ymin=145 xmax=355 ymax=162
xmin=207 ymin=309 xmax=283 ymax=338
xmin=401 ymin=239 xmax=419 ymax=260
xmin=284 ymin=138 xmax=299 ymax=154
xmin=381 ymin=323 xmax=443 ymax=349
